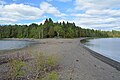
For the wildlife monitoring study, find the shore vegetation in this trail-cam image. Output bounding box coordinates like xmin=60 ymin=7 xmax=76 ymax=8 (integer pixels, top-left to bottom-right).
xmin=0 ymin=18 xmax=120 ymax=39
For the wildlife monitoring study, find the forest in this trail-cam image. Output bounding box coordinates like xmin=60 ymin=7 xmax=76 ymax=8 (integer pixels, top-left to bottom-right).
xmin=0 ymin=18 xmax=120 ymax=38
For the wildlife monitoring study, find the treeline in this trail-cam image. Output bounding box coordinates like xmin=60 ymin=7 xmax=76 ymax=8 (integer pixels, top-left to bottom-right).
xmin=0 ymin=18 xmax=120 ymax=38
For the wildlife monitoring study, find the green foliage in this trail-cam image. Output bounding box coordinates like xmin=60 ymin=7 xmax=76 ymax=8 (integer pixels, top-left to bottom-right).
xmin=34 ymin=53 xmax=47 ymax=71
xmin=7 ymin=53 xmax=59 ymax=80
xmin=33 ymin=53 xmax=57 ymax=70
xmin=66 ymin=27 xmax=74 ymax=38
xmin=0 ymin=18 xmax=120 ymax=38
xmin=8 ymin=59 xmax=27 ymax=80
xmin=47 ymin=56 xmax=57 ymax=66
xmin=42 ymin=71 xmax=59 ymax=80
xmin=32 ymin=53 xmax=58 ymax=80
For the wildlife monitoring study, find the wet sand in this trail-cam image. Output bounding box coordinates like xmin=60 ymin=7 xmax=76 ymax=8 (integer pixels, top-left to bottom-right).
xmin=0 ymin=38 xmax=120 ymax=80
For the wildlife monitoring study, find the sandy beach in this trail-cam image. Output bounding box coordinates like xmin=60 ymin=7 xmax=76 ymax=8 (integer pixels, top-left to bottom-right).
xmin=0 ymin=38 xmax=120 ymax=80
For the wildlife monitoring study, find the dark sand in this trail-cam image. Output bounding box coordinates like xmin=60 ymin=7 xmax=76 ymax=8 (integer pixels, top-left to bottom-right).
xmin=0 ymin=38 xmax=120 ymax=80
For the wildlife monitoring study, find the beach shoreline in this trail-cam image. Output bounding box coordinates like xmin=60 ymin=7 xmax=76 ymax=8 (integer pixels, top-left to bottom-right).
xmin=0 ymin=38 xmax=120 ymax=80
xmin=80 ymin=38 xmax=120 ymax=71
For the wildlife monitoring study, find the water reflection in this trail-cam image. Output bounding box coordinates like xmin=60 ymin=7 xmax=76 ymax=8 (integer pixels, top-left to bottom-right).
xmin=83 ymin=38 xmax=120 ymax=63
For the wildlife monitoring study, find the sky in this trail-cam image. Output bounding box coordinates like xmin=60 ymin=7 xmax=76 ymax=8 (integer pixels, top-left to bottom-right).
xmin=0 ymin=0 xmax=120 ymax=31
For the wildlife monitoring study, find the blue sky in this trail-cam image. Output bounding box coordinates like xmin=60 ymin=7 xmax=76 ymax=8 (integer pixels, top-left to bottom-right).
xmin=0 ymin=0 xmax=120 ymax=30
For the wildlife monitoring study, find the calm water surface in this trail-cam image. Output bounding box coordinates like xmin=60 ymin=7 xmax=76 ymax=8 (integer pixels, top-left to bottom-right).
xmin=84 ymin=38 xmax=120 ymax=63
xmin=0 ymin=40 xmax=32 ymax=50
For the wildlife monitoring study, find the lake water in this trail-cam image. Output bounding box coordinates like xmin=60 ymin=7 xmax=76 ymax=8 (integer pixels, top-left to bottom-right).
xmin=84 ymin=38 xmax=120 ymax=63
xmin=0 ymin=40 xmax=32 ymax=50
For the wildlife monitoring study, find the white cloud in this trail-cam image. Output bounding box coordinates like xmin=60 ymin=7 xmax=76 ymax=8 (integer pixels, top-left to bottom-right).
xmin=0 ymin=3 xmax=44 ymax=24
xmin=70 ymin=15 xmax=120 ymax=30
xmin=57 ymin=0 xmax=72 ymax=2
xmin=86 ymin=9 xmax=120 ymax=17
xmin=75 ymin=0 xmax=120 ymax=10
xmin=58 ymin=19 xmax=70 ymax=23
xmin=47 ymin=0 xmax=72 ymax=2
xmin=40 ymin=2 xmax=66 ymax=17
xmin=70 ymin=0 xmax=120 ymax=30
xmin=0 ymin=2 xmax=66 ymax=24
xmin=16 ymin=19 xmax=46 ymax=25
xmin=71 ymin=14 xmax=93 ymax=18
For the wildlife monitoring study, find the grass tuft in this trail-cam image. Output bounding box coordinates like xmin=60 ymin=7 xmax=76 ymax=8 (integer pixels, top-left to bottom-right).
xmin=7 ymin=52 xmax=60 ymax=80
xmin=42 ymin=71 xmax=59 ymax=80
xmin=8 ymin=59 xmax=27 ymax=80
